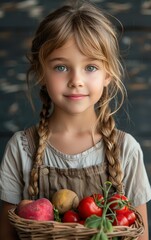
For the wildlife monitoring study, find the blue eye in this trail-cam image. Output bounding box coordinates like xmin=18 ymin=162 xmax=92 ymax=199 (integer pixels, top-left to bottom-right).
xmin=86 ymin=65 xmax=97 ymax=72
xmin=55 ymin=65 xmax=67 ymax=72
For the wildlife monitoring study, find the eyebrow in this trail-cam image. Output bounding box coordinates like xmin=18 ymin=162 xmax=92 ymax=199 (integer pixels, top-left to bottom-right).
xmin=48 ymin=57 xmax=100 ymax=62
xmin=48 ymin=57 xmax=68 ymax=62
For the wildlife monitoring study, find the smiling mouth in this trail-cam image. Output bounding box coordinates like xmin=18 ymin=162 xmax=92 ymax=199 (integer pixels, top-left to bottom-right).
xmin=64 ymin=94 xmax=88 ymax=100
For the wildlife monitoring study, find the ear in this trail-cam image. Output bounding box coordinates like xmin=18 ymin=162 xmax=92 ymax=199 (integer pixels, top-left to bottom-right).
xmin=104 ymin=74 xmax=111 ymax=87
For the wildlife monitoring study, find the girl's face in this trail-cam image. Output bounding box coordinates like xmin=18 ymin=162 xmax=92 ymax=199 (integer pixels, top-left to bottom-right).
xmin=44 ymin=38 xmax=111 ymax=116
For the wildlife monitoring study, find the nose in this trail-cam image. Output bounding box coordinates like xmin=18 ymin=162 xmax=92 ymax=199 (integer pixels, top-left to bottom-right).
xmin=67 ymin=70 xmax=84 ymax=88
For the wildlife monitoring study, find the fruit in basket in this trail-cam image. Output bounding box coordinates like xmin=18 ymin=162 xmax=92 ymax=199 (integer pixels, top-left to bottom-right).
xmin=112 ymin=214 xmax=129 ymax=226
xmin=91 ymin=193 xmax=104 ymax=203
xmin=123 ymin=209 xmax=136 ymax=225
xmin=17 ymin=198 xmax=54 ymax=221
xmin=78 ymin=196 xmax=103 ymax=220
xmin=82 ymin=183 xmax=141 ymax=240
xmin=108 ymin=193 xmax=129 ymax=214
xmin=16 ymin=199 xmax=33 ymax=210
xmin=16 ymin=199 xmax=34 ymax=216
xmin=52 ymin=189 xmax=79 ymax=214
xmin=62 ymin=210 xmax=80 ymax=223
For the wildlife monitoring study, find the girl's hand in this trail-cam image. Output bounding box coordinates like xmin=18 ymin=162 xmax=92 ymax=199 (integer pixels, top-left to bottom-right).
xmin=135 ymin=203 xmax=149 ymax=240
xmin=0 ymin=201 xmax=19 ymax=240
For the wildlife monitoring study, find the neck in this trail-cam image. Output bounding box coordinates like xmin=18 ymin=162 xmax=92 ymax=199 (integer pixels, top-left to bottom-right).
xmin=48 ymin=110 xmax=98 ymax=135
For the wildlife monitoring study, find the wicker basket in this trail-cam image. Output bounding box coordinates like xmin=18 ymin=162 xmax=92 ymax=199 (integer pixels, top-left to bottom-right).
xmin=8 ymin=207 xmax=144 ymax=240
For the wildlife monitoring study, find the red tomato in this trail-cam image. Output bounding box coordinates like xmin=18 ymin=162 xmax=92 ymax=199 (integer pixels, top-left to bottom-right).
xmin=108 ymin=193 xmax=129 ymax=214
xmin=92 ymin=193 xmax=104 ymax=203
xmin=78 ymin=196 xmax=103 ymax=220
xmin=113 ymin=214 xmax=129 ymax=226
xmin=124 ymin=210 xmax=136 ymax=226
xmin=78 ymin=220 xmax=85 ymax=225
xmin=62 ymin=210 xmax=80 ymax=223
xmin=91 ymin=193 xmax=104 ymax=201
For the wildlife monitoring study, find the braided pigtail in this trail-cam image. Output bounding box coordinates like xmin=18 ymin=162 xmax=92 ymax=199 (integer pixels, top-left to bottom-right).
xmin=28 ymin=86 xmax=51 ymax=199
xmin=97 ymin=88 xmax=123 ymax=194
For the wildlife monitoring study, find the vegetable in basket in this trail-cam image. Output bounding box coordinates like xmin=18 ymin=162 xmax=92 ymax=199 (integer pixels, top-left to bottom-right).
xmin=84 ymin=182 xmax=137 ymax=239
xmin=0 ymin=0 xmax=151 ymax=239
xmin=16 ymin=198 xmax=54 ymax=221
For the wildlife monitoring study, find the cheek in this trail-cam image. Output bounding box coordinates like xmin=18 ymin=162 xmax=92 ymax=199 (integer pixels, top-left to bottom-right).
xmin=45 ymin=73 xmax=59 ymax=87
xmin=88 ymin=76 xmax=105 ymax=93
xmin=45 ymin=78 xmax=65 ymax=100
xmin=87 ymin=77 xmax=106 ymax=103
xmin=46 ymin=83 xmax=60 ymax=96
xmin=45 ymin=71 xmax=66 ymax=86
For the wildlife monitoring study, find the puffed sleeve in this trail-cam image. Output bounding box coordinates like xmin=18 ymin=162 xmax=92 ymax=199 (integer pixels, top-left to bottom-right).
xmin=122 ymin=133 xmax=151 ymax=207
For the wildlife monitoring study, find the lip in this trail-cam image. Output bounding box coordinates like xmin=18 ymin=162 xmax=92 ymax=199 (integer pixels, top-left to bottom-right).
xmin=64 ymin=94 xmax=88 ymax=100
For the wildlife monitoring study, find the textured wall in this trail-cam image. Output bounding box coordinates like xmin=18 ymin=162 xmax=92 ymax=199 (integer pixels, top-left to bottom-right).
xmin=0 ymin=0 xmax=151 ymax=237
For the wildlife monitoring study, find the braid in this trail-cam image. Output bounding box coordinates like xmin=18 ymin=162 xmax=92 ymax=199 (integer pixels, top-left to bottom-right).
xmin=102 ymin=113 xmax=123 ymax=194
xmin=28 ymin=86 xmax=51 ymax=198
xmin=97 ymin=88 xmax=123 ymax=194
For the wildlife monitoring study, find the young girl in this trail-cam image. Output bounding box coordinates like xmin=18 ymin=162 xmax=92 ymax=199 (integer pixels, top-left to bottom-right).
xmin=0 ymin=1 xmax=150 ymax=239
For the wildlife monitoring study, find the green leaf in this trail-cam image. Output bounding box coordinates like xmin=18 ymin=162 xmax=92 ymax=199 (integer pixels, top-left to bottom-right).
xmin=54 ymin=207 xmax=61 ymax=222
xmin=100 ymin=232 xmax=108 ymax=240
xmin=85 ymin=215 xmax=102 ymax=229
xmin=90 ymin=233 xmax=101 ymax=240
xmin=104 ymin=219 xmax=113 ymax=233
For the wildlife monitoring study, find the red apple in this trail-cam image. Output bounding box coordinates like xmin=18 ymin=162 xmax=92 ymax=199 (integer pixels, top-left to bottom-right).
xmin=17 ymin=198 xmax=54 ymax=221
xmin=16 ymin=199 xmax=33 ymax=215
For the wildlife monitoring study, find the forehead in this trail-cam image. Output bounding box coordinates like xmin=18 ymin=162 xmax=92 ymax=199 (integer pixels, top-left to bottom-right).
xmin=48 ymin=37 xmax=101 ymax=60
xmin=47 ymin=37 xmax=104 ymax=65
xmin=54 ymin=37 xmax=77 ymax=53
xmin=48 ymin=38 xmax=81 ymax=58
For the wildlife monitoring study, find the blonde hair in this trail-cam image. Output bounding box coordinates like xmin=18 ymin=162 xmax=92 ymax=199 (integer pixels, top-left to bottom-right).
xmin=27 ymin=1 xmax=126 ymax=198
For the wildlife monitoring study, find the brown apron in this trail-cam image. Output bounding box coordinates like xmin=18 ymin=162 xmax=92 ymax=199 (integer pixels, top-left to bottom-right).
xmin=25 ymin=126 xmax=125 ymax=200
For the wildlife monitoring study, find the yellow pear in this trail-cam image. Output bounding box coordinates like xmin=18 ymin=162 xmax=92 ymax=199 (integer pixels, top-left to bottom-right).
xmin=52 ymin=189 xmax=79 ymax=214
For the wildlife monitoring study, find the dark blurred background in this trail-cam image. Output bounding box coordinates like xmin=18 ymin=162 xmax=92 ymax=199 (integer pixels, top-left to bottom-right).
xmin=0 ymin=0 xmax=151 ymax=237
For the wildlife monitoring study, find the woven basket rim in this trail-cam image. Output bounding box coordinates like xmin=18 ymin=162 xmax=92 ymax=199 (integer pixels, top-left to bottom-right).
xmin=8 ymin=207 xmax=144 ymax=239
